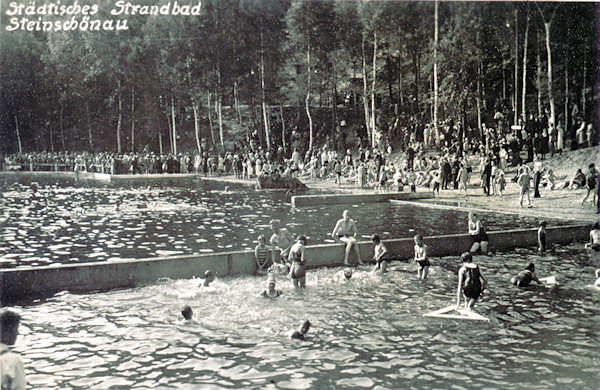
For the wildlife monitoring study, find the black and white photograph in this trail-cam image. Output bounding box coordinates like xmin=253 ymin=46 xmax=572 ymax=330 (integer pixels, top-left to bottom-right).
xmin=0 ymin=0 xmax=598 ymax=388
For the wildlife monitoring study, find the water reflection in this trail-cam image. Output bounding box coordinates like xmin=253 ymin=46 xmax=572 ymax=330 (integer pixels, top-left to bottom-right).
xmin=10 ymin=244 xmax=599 ymax=389
xmin=0 ymin=177 xmax=562 ymax=268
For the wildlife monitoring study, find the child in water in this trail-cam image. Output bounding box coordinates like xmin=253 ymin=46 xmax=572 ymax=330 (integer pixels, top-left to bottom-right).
xmin=181 ymin=305 xmax=193 ymax=320
xmin=457 ymin=252 xmax=487 ymax=310
xmin=511 ymin=263 xmax=541 ymax=287
xmin=371 ymin=234 xmax=389 ymax=274
xmin=290 ymin=320 xmax=311 ymax=341
xmin=538 ymin=221 xmax=547 ymax=252
xmin=261 ymin=276 xmax=282 ymax=298
xmin=201 ymin=270 xmax=215 ymax=287
xmin=584 ymin=222 xmax=600 ymax=251
xmin=254 ymin=234 xmax=271 ymax=275
xmin=413 ymin=234 xmax=429 ymax=280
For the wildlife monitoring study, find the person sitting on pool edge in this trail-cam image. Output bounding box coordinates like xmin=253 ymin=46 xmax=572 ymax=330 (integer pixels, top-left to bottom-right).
xmin=331 ymin=210 xmax=364 ymax=266
xmin=290 ymin=320 xmax=311 ymax=341
xmin=457 ymin=252 xmax=487 ymax=311
xmin=371 ymin=234 xmax=389 ymax=274
xmin=468 ymin=212 xmax=489 ymax=254
xmin=413 ymin=234 xmax=429 ymax=280
xmin=584 ymin=222 xmax=600 ymax=251
xmin=261 ymin=276 xmax=282 ymax=298
xmin=511 ymin=263 xmax=541 ymax=287
xmin=181 ymin=305 xmax=193 ymax=320
xmin=288 ymin=235 xmax=307 ymax=288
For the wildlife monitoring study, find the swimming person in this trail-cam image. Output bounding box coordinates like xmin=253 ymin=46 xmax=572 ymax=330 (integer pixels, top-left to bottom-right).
xmin=331 ymin=210 xmax=364 ymax=266
xmin=538 ymin=221 xmax=548 ymax=252
xmin=181 ymin=305 xmax=193 ymax=320
xmin=413 ymin=234 xmax=429 ymax=280
xmin=0 ymin=309 xmax=26 ymax=390
xmin=510 ymin=263 xmax=541 ymax=287
xmin=288 ymin=236 xmax=307 ymax=287
xmin=201 ymin=270 xmax=215 ymax=287
xmin=269 ymin=219 xmax=295 ymax=263
xmin=457 ymin=252 xmax=487 ymax=310
xmin=584 ymin=222 xmax=600 ymax=251
xmin=371 ymin=234 xmax=389 ymax=274
xmin=254 ymin=234 xmax=271 ymax=275
xmin=261 ymin=276 xmax=282 ymax=298
xmin=290 ymin=320 xmax=311 ymax=341
xmin=468 ymin=212 xmax=489 ymax=254
xmin=594 ymin=269 xmax=600 ymax=288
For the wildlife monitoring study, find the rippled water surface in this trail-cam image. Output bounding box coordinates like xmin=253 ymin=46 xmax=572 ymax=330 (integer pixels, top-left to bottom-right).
xmin=0 ymin=177 xmax=565 ymax=268
xmin=9 ymin=245 xmax=600 ymax=389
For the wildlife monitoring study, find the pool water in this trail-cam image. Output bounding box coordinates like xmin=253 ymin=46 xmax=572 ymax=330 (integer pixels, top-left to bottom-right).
xmin=0 ymin=177 xmax=564 ymax=268
xmin=10 ymin=244 xmax=600 ymax=389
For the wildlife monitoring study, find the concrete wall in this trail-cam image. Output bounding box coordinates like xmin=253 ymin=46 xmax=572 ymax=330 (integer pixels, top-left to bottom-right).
xmin=0 ymin=224 xmax=589 ymax=304
xmin=291 ymin=191 xmax=434 ymax=207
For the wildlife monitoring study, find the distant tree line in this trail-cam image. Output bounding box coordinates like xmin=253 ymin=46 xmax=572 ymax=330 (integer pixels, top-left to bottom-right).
xmin=0 ymin=0 xmax=596 ymax=155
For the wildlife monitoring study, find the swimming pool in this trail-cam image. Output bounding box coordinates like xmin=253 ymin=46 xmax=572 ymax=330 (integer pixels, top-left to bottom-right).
xmin=0 ymin=177 xmax=566 ymax=268
xmin=12 ymin=244 xmax=599 ymax=389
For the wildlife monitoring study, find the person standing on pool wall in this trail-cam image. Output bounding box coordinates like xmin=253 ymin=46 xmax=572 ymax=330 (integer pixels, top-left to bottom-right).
xmin=468 ymin=212 xmax=488 ymax=254
xmin=457 ymin=252 xmax=487 ymax=310
xmin=288 ymin=235 xmax=307 ymax=287
xmin=413 ymin=234 xmax=429 ymax=280
xmin=331 ymin=210 xmax=364 ymax=266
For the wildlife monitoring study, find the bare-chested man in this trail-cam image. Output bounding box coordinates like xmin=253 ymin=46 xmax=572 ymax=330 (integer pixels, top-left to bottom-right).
xmin=331 ymin=210 xmax=364 ymax=266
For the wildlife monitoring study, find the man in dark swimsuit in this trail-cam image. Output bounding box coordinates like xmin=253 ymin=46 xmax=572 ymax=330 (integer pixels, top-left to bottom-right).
xmin=511 ymin=263 xmax=541 ymax=287
xmin=457 ymin=252 xmax=487 ymax=310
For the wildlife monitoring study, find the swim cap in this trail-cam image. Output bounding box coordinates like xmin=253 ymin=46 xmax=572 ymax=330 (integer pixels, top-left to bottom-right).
xmin=267 ymin=276 xmax=276 ymax=286
xmin=344 ymin=269 xmax=353 ymax=279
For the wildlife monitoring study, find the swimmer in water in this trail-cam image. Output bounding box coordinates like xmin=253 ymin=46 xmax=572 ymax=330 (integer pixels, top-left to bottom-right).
xmin=413 ymin=234 xmax=429 ymax=280
xmin=584 ymin=222 xmax=600 ymax=251
xmin=457 ymin=252 xmax=487 ymax=310
xmin=371 ymin=234 xmax=389 ymax=274
xmin=538 ymin=221 xmax=548 ymax=252
xmin=261 ymin=276 xmax=282 ymax=298
xmin=181 ymin=305 xmax=193 ymax=320
xmin=334 ymin=268 xmax=353 ymax=282
xmin=510 ymin=263 xmax=541 ymax=287
xmin=594 ymin=269 xmax=600 ymax=288
xmin=201 ymin=270 xmax=215 ymax=287
xmin=290 ymin=320 xmax=311 ymax=341
xmin=288 ymin=236 xmax=307 ymax=288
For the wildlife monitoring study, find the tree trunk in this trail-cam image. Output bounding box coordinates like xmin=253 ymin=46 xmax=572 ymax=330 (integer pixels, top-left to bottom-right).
xmin=59 ymin=106 xmax=65 ymax=151
xmin=564 ymin=56 xmax=568 ymax=134
xmin=543 ymin=21 xmax=555 ymax=126
xmin=386 ymin=56 xmax=394 ymax=104
xmin=131 ymin=85 xmax=135 ymax=152
xmin=171 ymin=95 xmax=177 ymax=155
xmin=513 ymin=8 xmax=518 ymax=126
xmin=117 ymin=80 xmax=122 ymax=153
xmin=15 ymin=115 xmax=22 ymax=154
xmin=49 ymin=120 xmax=55 ymax=152
xmin=477 ymin=61 xmax=482 ymax=146
xmin=260 ymin=29 xmax=270 ymax=151
xmin=165 ymin=101 xmax=173 ymax=154
xmin=306 ymin=45 xmax=314 ymax=151
xmin=536 ymin=34 xmax=542 ymax=117
xmin=398 ymin=59 xmax=403 ymax=106
xmin=207 ymin=93 xmax=216 ymax=146
xmin=502 ymin=64 xmax=506 ymax=101
xmin=433 ymin=0 xmax=439 ymax=142
xmin=86 ymin=99 xmax=94 ymax=151
xmin=332 ymin=58 xmax=339 ymax=136
xmin=234 ymin=81 xmax=242 ymax=125
xmin=361 ymin=33 xmax=371 ymax=144
xmin=192 ymin=98 xmax=201 ymax=154
xmin=217 ymin=93 xmax=224 ymax=150
xmin=159 ymin=131 xmax=163 ymax=154
xmin=521 ymin=14 xmax=529 ymax=123
xmin=279 ymin=104 xmax=286 ymax=155
xmin=581 ymin=57 xmax=586 ymax=120
xmin=371 ymin=30 xmax=377 ymax=149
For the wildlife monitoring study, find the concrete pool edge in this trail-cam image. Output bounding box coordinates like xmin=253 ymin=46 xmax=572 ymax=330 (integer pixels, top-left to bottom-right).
xmin=291 ymin=191 xmax=434 ymax=206
xmin=0 ymin=224 xmax=590 ymax=304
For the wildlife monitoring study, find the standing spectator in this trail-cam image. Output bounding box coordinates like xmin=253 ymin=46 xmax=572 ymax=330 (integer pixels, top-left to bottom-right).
xmin=556 ymin=121 xmax=564 ymax=154
xmin=406 ymin=145 xmax=415 ymax=170
xmin=576 ymin=121 xmax=586 ymax=149
xmin=517 ymin=166 xmax=533 ymax=208
xmin=586 ymin=122 xmax=594 ymax=147
xmin=533 ymin=155 xmax=543 ymax=198
xmin=0 ymin=309 xmax=26 ymax=390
